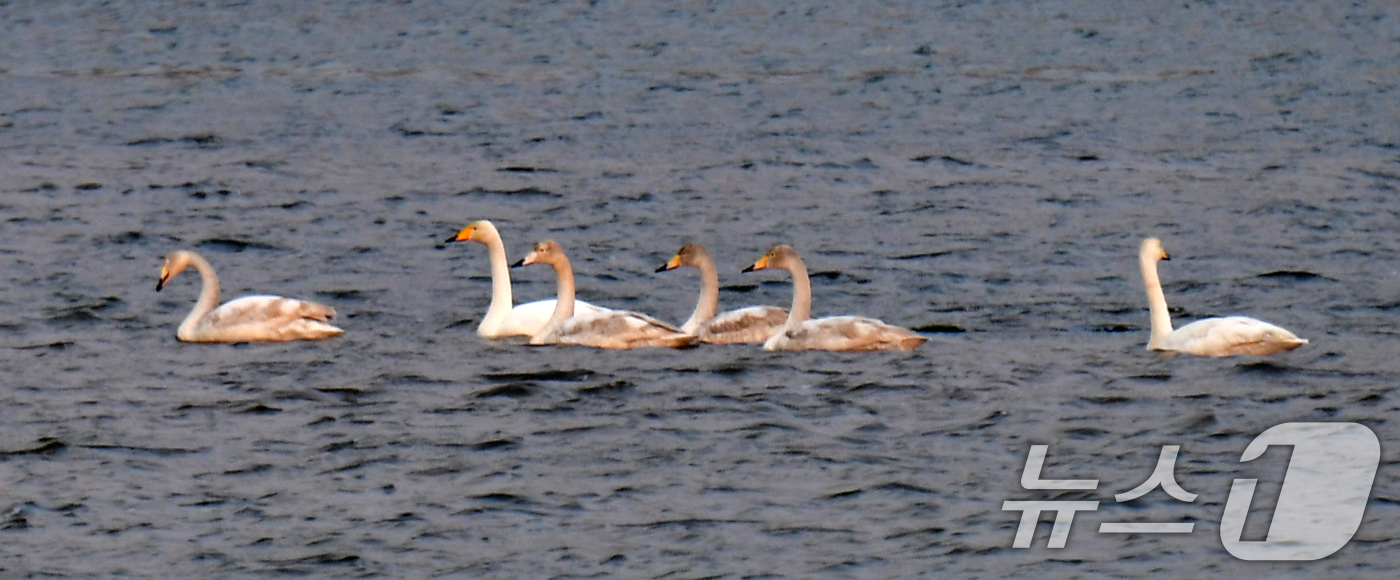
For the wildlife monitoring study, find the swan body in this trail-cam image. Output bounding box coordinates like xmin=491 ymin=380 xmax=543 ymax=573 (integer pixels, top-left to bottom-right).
xmin=515 ymin=240 xmax=696 ymax=349
xmin=743 ymin=246 xmax=926 ymax=352
xmin=156 ymin=250 xmax=343 ymax=342
xmin=446 ymin=220 xmax=607 ymax=338
xmin=656 ymin=243 xmax=787 ymax=344
xmin=1139 ymin=237 xmax=1306 ymax=357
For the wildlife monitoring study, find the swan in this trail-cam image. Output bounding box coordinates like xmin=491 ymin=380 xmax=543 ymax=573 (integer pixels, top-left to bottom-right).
xmin=656 ymin=243 xmax=787 ymax=344
xmin=156 ymin=250 xmax=343 ymax=342
xmin=1139 ymin=237 xmax=1307 ymax=356
xmin=742 ymin=245 xmax=926 ymax=351
xmin=513 ymin=240 xmax=696 ymax=349
xmin=445 ymin=220 xmax=606 ymax=338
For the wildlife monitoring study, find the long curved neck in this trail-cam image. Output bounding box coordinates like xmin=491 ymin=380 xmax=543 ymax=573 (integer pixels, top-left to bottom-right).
xmin=546 ymin=257 xmax=576 ymax=328
xmin=181 ymin=253 xmax=221 ymax=338
xmin=481 ymin=233 xmax=515 ymax=330
xmin=783 ymin=257 xmax=812 ymax=329
xmin=1141 ymin=253 xmax=1174 ymax=346
xmin=682 ymin=253 xmax=720 ymax=334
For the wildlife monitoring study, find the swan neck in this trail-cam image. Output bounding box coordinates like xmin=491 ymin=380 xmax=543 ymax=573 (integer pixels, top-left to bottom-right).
xmin=784 ymin=258 xmax=812 ymax=329
xmin=682 ymin=255 xmax=720 ymax=333
xmin=181 ymin=253 xmax=221 ymax=338
xmin=1141 ymin=253 xmax=1174 ymax=346
xmin=482 ymin=234 xmax=514 ymax=330
xmin=546 ymin=257 xmax=576 ymax=327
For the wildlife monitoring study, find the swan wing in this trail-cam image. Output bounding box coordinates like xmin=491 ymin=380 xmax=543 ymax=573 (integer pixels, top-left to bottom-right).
xmin=1163 ymin=316 xmax=1306 ymax=357
xmin=699 ymin=305 xmax=788 ymax=344
xmin=494 ymin=299 xmax=610 ymax=337
xmin=191 ymin=295 xmax=343 ymax=342
xmin=766 ymin=316 xmax=926 ymax=352
xmin=549 ymin=310 xmax=695 ymax=349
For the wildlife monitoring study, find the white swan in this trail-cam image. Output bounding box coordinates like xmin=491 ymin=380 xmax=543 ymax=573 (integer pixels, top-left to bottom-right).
xmin=445 ymin=220 xmax=606 ymax=338
xmin=514 ymin=240 xmax=696 ymax=349
xmin=156 ymin=250 xmax=343 ymax=342
xmin=742 ymin=245 xmax=926 ymax=351
xmin=1139 ymin=237 xmax=1307 ymax=356
xmin=656 ymin=243 xmax=787 ymax=344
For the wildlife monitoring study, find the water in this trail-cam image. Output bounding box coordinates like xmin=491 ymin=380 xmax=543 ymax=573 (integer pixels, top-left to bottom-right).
xmin=2 ymin=0 xmax=1399 ymax=577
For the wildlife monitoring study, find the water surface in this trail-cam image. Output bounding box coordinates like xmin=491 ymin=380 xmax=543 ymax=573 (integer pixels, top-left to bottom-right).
xmin=2 ymin=0 xmax=1399 ymax=577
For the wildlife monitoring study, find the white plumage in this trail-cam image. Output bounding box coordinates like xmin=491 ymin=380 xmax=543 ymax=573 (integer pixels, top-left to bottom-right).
xmin=1139 ymin=237 xmax=1306 ymax=357
xmin=446 ymin=220 xmax=607 ymax=338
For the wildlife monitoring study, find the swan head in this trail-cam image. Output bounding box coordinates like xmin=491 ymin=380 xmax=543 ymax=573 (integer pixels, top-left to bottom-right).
xmin=656 ymin=243 xmax=710 ymax=273
xmin=513 ymin=240 xmax=567 ymax=269
xmin=742 ymin=245 xmax=799 ymax=273
xmin=1140 ymin=238 xmax=1170 ymax=263
xmin=156 ymin=250 xmax=195 ymax=291
xmin=445 ymin=220 xmax=500 ymax=245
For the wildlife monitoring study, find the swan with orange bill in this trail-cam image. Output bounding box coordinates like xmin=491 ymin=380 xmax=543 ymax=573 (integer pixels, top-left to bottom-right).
xmin=514 ymin=240 xmax=696 ymax=349
xmin=742 ymin=245 xmax=925 ymax=352
xmin=445 ymin=220 xmax=607 ymax=338
xmin=656 ymin=243 xmax=787 ymax=344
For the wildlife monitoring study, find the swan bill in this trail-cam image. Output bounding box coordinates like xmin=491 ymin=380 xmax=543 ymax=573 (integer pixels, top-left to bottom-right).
xmin=446 ymin=224 xmax=478 ymax=243
xmin=656 ymin=254 xmax=681 ymax=273
xmin=742 ymin=254 xmax=769 ymax=273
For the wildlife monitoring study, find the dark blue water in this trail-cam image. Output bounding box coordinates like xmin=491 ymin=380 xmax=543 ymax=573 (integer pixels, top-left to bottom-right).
xmin=2 ymin=0 xmax=1398 ymax=577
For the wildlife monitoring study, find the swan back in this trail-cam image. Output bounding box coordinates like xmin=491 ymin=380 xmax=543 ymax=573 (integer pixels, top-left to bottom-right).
xmin=536 ymin=309 xmax=697 ymax=349
xmin=698 ymin=305 xmax=788 ymax=344
xmin=1154 ymin=316 xmax=1307 ymax=357
xmin=493 ymin=299 xmax=609 ymax=338
xmin=188 ymin=295 xmax=343 ymax=342
xmin=764 ymin=316 xmax=927 ymax=352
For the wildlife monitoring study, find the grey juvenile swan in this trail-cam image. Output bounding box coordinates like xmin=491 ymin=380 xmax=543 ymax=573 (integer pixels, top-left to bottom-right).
xmin=514 ymin=240 xmax=695 ymax=349
xmin=656 ymin=243 xmax=787 ymax=344
xmin=156 ymin=250 xmax=343 ymax=342
xmin=742 ymin=245 xmax=925 ymax=351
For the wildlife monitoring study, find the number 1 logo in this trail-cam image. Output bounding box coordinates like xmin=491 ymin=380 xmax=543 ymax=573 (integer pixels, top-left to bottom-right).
xmin=1220 ymin=422 xmax=1380 ymax=561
